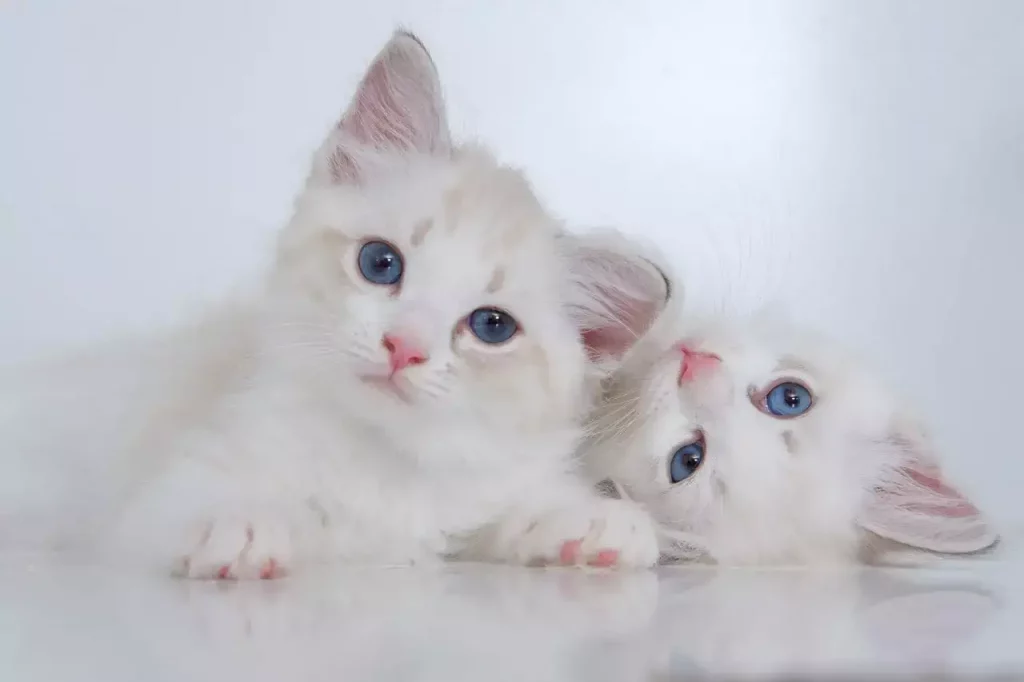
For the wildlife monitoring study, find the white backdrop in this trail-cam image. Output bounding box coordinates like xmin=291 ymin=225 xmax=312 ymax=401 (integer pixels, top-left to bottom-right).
xmin=1 ymin=1 xmax=1022 ymax=524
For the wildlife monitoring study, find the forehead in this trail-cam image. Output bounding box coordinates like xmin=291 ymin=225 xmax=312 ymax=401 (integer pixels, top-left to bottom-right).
xmin=402 ymin=173 xmax=561 ymax=295
xmin=402 ymin=219 xmax=559 ymax=303
xmin=330 ymin=158 xmax=565 ymax=301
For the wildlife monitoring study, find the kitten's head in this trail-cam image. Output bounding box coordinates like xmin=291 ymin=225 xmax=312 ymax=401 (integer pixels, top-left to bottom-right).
xmin=587 ymin=310 xmax=997 ymax=564
xmin=268 ymin=31 xmax=669 ymax=456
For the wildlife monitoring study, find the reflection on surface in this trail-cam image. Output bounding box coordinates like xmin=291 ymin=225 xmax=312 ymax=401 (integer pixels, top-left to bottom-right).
xmin=644 ymin=569 xmax=1003 ymax=679
xmin=0 ymin=556 xmax=1014 ymax=681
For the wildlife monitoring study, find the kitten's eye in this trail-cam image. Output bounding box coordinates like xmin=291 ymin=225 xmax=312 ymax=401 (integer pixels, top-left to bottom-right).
xmin=668 ymin=435 xmax=705 ymax=484
xmin=467 ymin=308 xmax=519 ymax=344
xmin=358 ymin=240 xmax=403 ymax=286
xmin=761 ymin=381 xmax=814 ymax=418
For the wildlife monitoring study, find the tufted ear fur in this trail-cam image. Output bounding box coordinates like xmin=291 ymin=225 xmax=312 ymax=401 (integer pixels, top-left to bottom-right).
xmin=559 ymin=229 xmax=673 ymax=362
xmin=858 ymin=422 xmax=998 ymax=554
xmin=316 ymin=30 xmax=452 ymax=185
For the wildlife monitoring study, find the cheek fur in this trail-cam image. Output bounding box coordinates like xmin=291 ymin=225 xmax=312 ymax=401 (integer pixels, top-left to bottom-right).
xmin=456 ymin=335 xmax=577 ymax=420
xmin=654 ymin=468 xmax=720 ymax=536
xmin=331 ymin=294 xmax=389 ymax=363
xmin=273 ymin=230 xmax=362 ymax=307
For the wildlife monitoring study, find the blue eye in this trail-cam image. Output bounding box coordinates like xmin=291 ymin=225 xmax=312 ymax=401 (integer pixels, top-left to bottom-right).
xmin=468 ymin=308 xmax=519 ymax=344
xmin=358 ymin=240 xmax=403 ymax=286
xmin=669 ymin=437 xmax=705 ymax=484
xmin=763 ymin=381 xmax=813 ymax=418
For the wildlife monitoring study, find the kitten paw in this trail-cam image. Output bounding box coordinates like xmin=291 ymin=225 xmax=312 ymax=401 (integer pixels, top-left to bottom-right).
xmin=175 ymin=516 xmax=292 ymax=580
xmin=509 ymin=499 xmax=659 ymax=569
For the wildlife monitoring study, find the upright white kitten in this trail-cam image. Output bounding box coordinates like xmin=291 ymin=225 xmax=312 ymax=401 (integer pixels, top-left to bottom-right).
xmin=0 ymin=32 xmax=670 ymax=577
xmin=585 ymin=306 xmax=998 ymax=564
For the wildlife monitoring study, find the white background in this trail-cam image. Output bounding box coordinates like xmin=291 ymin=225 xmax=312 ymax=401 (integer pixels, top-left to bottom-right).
xmin=1 ymin=1 xmax=1022 ymax=524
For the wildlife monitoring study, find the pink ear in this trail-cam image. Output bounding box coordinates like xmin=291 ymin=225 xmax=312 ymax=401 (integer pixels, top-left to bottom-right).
xmin=560 ymin=230 xmax=672 ymax=361
xmin=858 ymin=430 xmax=997 ymax=554
xmin=578 ymin=282 xmax=666 ymax=360
xmin=326 ymin=31 xmax=451 ymax=183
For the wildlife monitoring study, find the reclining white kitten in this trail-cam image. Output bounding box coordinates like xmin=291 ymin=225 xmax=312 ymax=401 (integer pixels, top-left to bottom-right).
xmin=584 ymin=305 xmax=999 ymax=564
xmin=0 ymin=31 xmax=669 ymax=577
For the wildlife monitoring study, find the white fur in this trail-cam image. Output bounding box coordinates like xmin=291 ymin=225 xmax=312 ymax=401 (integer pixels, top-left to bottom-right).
xmin=584 ymin=305 xmax=998 ymax=565
xmin=0 ymin=31 xmax=669 ymax=577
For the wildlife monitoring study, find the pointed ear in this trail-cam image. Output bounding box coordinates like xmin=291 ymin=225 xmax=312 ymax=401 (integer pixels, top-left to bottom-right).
xmin=858 ymin=422 xmax=998 ymax=554
xmin=559 ymin=230 xmax=673 ymax=361
xmin=319 ymin=30 xmax=451 ymax=184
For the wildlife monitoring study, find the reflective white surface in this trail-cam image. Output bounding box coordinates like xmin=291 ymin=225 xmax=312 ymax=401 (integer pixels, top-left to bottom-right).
xmin=1 ymin=551 xmax=1020 ymax=681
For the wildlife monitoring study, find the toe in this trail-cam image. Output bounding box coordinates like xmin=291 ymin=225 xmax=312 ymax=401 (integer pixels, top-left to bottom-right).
xmin=258 ymin=558 xmax=284 ymax=580
xmin=559 ymin=539 xmax=583 ymax=565
xmin=588 ymin=549 xmax=620 ymax=568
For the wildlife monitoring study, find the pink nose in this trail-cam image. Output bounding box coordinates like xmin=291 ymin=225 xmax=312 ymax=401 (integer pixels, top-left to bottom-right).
xmin=382 ymin=334 xmax=428 ymax=374
xmin=678 ymin=345 xmax=721 ymax=384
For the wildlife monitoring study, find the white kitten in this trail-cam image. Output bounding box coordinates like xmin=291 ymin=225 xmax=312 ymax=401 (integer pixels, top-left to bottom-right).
xmin=0 ymin=31 xmax=670 ymax=577
xmin=584 ymin=306 xmax=998 ymax=565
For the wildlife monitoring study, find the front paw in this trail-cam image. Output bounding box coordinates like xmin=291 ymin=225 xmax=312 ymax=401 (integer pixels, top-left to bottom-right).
xmin=507 ymin=498 xmax=659 ymax=569
xmin=175 ymin=514 xmax=293 ymax=581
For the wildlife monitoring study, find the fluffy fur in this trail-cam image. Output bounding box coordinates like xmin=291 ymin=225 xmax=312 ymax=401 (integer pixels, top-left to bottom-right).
xmin=0 ymin=31 xmax=670 ymax=577
xmin=584 ymin=305 xmax=998 ymax=565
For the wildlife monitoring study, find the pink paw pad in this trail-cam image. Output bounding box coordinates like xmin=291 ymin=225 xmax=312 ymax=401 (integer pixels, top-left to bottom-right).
xmin=259 ymin=559 xmax=282 ymax=580
xmin=559 ymin=539 xmax=583 ymax=565
xmin=216 ymin=565 xmax=234 ymax=580
xmin=588 ymin=549 xmax=620 ymax=568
